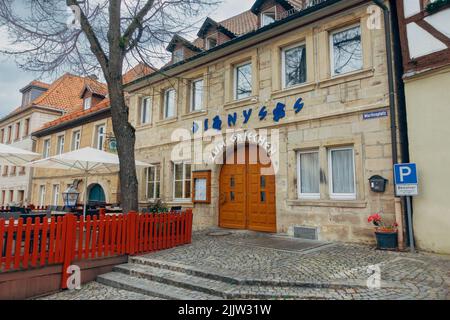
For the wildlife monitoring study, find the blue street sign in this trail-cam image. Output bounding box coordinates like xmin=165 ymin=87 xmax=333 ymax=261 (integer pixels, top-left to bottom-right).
xmin=394 ymin=163 xmax=418 ymax=196
xmin=394 ymin=163 xmax=418 ymax=184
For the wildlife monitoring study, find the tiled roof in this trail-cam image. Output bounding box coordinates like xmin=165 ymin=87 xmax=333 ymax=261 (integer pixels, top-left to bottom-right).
xmin=220 ymin=10 xmax=258 ymax=36
xmin=29 ymin=80 xmax=51 ymax=89
xmin=80 ymin=77 xmax=108 ymax=98
xmin=37 ymin=98 xmax=110 ymax=131
xmin=123 ymin=63 xmax=157 ymax=84
xmin=32 ymin=73 xmax=106 ymax=112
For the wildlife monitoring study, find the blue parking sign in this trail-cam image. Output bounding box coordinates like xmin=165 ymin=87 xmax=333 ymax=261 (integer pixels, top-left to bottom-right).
xmin=394 ymin=163 xmax=418 ymax=196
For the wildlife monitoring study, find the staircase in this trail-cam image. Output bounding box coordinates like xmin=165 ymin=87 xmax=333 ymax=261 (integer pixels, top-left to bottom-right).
xmin=97 ymin=255 xmax=372 ymax=300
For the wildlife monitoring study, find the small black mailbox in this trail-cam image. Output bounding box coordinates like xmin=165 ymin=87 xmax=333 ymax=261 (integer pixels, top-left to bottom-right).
xmin=369 ymin=175 xmax=388 ymax=193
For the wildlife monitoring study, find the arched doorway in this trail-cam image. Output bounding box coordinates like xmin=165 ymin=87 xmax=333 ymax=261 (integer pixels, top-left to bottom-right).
xmin=219 ymin=144 xmax=276 ymax=232
xmin=88 ymin=183 xmax=106 ymax=202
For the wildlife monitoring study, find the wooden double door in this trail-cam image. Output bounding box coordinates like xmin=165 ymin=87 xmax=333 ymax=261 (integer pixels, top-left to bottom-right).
xmin=219 ymin=145 xmax=276 ymax=233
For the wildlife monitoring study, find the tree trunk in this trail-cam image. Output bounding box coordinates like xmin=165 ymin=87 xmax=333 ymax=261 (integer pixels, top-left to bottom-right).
xmin=107 ymin=79 xmax=139 ymax=213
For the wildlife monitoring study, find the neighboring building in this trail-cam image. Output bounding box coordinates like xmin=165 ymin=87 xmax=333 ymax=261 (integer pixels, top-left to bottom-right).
xmin=0 ymin=75 xmax=92 ymax=206
xmin=30 ymin=64 xmax=154 ymax=207
xmin=396 ymin=0 xmax=450 ymax=253
xmin=124 ymin=0 xmax=402 ymax=243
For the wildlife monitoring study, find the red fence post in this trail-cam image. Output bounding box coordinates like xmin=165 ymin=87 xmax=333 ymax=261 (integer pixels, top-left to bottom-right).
xmin=61 ymin=214 xmax=77 ymax=289
xmin=186 ymin=208 xmax=193 ymax=244
xmin=127 ymin=211 xmax=137 ymax=255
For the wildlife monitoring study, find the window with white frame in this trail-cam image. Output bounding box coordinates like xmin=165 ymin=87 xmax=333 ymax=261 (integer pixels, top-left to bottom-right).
xmin=191 ymin=79 xmax=204 ymax=112
xmin=71 ymin=130 xmax=81 ymax=150
xmin=43 ymin=139 xmax=51 ymax=157
xmin=297 ymin=150 xmax=320 ymax=199
xmin=282 ymin=43 xmax=307 ymax=88
xmin=38 ymin=185 xmax=46 ymax=206
xmin=52 ymin=184 xmax=60 ymax=206
xmin=235 ymin=62 xmax=252 ymax=100
xmin=83 ymin=96 xmax=92 ymax=110
xmin=173 ymin=162 xmax=191 ymax=200
xmin=328 ymin=147 xmax=356 ymax=200
xmin=330 ymin=24 xmax=363 ymax=76
xmin=95 ymin=124 xmax=106 ymax=150
xmin=261 ymin=8 xmax=276 ymax=27
xmin=140 ymin=97 xmax=152 ymax=124
xmin=164 ymin=89 xmax=176 ymax=118
xmin=146 ymin=165 xmax=160 ymax=200
xmin=206 ymin=37 xmax=217 ymax=49
xmin=57 ymin=135 xmax=65 ymax=155
xmin=173 ymin=48 xmax=184 ymax=63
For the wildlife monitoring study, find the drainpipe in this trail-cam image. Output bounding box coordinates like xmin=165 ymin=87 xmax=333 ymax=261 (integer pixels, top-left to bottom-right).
xmin=371 ymin=0 xmax=414 ymax=251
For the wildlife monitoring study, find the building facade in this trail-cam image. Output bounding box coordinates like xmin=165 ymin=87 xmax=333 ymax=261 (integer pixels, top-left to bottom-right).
xmin=0 ymin=78 xmax=77 ymax=206
xmin=125 ymin=0 xmax=401 ymax=243
xmin=396 ymin=0 xmax=450 ymax=253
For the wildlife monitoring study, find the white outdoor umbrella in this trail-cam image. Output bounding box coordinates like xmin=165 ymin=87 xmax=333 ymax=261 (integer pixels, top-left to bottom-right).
xmin=0 ymin=143 xmax=40 ymax=166
xmin=27 ymin=147 xmax=152 ymax=218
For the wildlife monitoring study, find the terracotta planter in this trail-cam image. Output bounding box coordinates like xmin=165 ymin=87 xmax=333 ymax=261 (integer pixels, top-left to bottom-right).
xmin=375 ymin=231 xmax=398 ymax=250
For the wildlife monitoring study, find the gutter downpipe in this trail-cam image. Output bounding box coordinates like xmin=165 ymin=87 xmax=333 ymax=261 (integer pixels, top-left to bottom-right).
xmin=372 ymin=0 xmax=414 ymax=252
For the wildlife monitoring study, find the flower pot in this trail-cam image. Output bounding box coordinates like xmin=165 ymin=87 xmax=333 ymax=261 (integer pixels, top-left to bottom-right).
xmin=375 ymin=231 xmax=398 ymax=250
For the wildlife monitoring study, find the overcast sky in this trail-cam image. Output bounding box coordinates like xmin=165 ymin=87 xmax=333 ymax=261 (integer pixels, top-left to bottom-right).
xmin=0 ymin=0 xmax=254 ymax=118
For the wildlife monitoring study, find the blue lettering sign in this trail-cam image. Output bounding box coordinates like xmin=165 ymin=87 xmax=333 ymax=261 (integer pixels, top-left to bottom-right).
xmin=259 ymin=106 xmax=268 ymax=120
xmin=228 ymin=113 xmax=237 ymax=127
xmin=192 ymin=121 xmax=199 ymax=134
xmin=204 ymin=118 xmax=209 ymax=131
xmin=243 ymin=108 xmax=252 ymax=124
xmin=273 ymin=102 xmax=286 ymax=122
xmin=212 ymin=115 xmax=222 ymax=131
xmin=293 ymin=97 xmax=304 ymax=114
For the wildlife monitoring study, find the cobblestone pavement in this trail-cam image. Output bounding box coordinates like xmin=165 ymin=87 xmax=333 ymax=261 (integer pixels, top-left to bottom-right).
xmin=38 ymin=281 xmax=162 ymax=300
xmin=39 ymin=229 xmax=450 ymax=300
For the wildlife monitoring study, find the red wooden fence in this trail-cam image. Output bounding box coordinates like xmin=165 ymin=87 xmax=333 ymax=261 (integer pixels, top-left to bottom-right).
xmin=0 ymin=210 xmax=193 ymax=288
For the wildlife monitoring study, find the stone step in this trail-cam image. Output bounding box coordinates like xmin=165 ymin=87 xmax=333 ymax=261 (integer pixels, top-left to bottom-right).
xmin=113 ymin=263 xmax=233 ymax=298
xmin=129 ymin=255 xmax=385 ymax=290
xmin=111 ymin=263 xmax=347 ymax=300
xmin=97 ymin=272 xmax=222 ymax=300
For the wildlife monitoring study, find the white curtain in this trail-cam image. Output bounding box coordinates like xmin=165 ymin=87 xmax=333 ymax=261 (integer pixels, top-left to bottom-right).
xmin=300 ymin=152 xmax=319 ymax=194
xmin=331 ymin=149 xmax=355 ymax=194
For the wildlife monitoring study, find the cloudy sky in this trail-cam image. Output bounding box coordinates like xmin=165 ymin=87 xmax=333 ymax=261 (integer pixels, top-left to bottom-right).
xmin=0 ymin=0 xmax=254 ymax=118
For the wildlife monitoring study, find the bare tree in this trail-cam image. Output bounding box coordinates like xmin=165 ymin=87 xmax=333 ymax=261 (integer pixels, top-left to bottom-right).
xmin=0 ymin=0 xmax=218 ymax=212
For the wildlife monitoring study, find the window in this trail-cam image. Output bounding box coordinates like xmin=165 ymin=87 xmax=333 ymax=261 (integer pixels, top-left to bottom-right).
xmin=71 ymin=130 xmax=81 ymax=150
xmin=235 ymin=62 xmax=252 ymax=100
xmin=24 ymin=118 xmax=30 ymax=137
xmin=1 ymin=190 xmax=5 ymax=205
xmin=164 ymin=89 xmax=176 ymax=118
xmin=9 ymin=190 xmax=14 ymax=203
xmin=282 ymin=43 xmax=307 ymax=88
xmin=43 ymin=139 xmax=51 ymax=157
xmin=2 ymin=165 xmax=8 ymax=176
xmin=19 ymin=166 xmax=26 ymax=175
xmin=14 ymin=122 xmax=20 ymax=141
xmin=261 ymin=9 xmax=276 ymax=27
xmin=10 ymin=166 xmax=16 ymax=176
xmin=329 ymin=147 xmax=356 ymax=200
xmin=95 ymin=124 xmax=106 ymax=150
xmin=173 ymin=162 xmax=191 ymax=200
xmin=173 ymin=48 xmax=184 ymax=63
xmin=330 ymin=25 xmax=363 ymax=76
xmin=39 ymin=185 xmax=46 ymax=206
xmin=0 ymin=129 xmax=4 ymax=143
xmin=18 ymin=190 xmax=24 ymax=203
xmin=57 ymin=135 xmax=65 ymax=155
xmin=7 ymin=125 xmax=12 ymax=143
xmin=206 ymin=37 xmax=217 ymax=49
xmin=140 ymin=97 xmax=152 ymax=124
xmin=52 ymin=184 xmax=60 ymax=206
xmin=191 ymin=79 xmax=204 ymax=112
xmin=146 ymin=165 xmax=161 ymax=200
xmin=297 ymin=151 xmax=320 ymax=199
xmin=83 ymin=96 xmax=92 ymax=110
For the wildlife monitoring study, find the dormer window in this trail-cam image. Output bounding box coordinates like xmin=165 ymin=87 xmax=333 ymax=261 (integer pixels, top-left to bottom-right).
xmin=206 ymin=37 xmax=217 ymax=49
xmin=173 ymin=48 xmax=184 ymax=63
xmin=261 ymin=7 xmax=276 ymax=27
xmin=83 ymin=96 xmax=92 ymax=110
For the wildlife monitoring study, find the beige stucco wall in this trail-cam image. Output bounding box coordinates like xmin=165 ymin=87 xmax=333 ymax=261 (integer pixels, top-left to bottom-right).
xmin=30 ymin=116 xmax=120 ymax=206
xmin=129 ymin=4 xmax=398 ymax=244
xmin=404 ymin=66 xmax=450 ymax=254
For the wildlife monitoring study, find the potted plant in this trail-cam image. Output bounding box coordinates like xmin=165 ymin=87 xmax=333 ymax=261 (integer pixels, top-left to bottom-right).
xmin=368 ymin=213 xmax=398 ymax=250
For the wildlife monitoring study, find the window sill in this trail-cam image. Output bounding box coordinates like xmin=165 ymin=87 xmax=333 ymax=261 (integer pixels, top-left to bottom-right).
xmin=156 ymin=117 xmax=178 ymax=126
xmin=136 ymin=123 xmax=153 ymax=130
xmin=224 ymin=96 xmax=258 ymax=110
xmin=181 ymin=110 xmax=208 ymax=120
xmin=287 ymin=199 xmax=367 ymax=208
xmin=166 ymin=200 xmax=194 ymax=208
xmin=271 ymin=82 xmax=316 ymax=100
xmin=319 ymin=68 xmax=374 ymax=89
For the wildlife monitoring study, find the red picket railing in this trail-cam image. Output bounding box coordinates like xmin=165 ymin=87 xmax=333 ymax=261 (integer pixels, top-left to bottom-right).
xmin=0 ymin=210 xmax=193 ymax=288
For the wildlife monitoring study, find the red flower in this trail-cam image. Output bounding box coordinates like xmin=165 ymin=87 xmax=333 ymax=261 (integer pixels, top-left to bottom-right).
xmin=368 ymin=213 xmax=381 ymax=223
